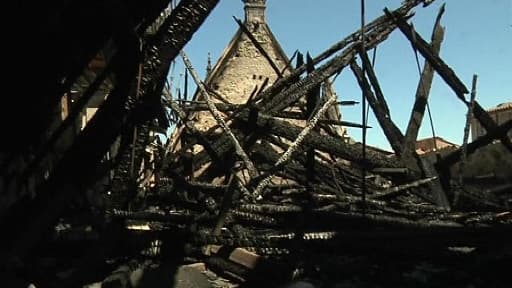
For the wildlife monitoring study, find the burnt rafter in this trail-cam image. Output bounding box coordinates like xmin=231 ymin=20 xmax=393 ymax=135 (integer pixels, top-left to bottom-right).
xmin=385 ymin=7 xmax=512 ymax=153
xmin=350 ymin=60 xmax=405 ymax=156
xmin=402 ymin=4 xmax=446 ymax=156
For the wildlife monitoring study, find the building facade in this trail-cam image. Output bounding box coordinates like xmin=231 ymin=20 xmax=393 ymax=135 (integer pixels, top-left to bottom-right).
xmin=471 ymin=102 xmax=512 ymax=141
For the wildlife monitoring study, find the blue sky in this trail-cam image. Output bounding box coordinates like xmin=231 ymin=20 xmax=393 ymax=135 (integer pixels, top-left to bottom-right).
xmin=171 ymin=0 xmax=511 ymax=151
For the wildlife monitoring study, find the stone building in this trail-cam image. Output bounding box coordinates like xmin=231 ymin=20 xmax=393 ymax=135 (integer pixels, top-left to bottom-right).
xmin=415 ymin=136 xmax=459 ymax=155
xmin=169 ymin=0 xmax=345 ymax=154
xmin=471 ymin=102 xmax=512 ymax=141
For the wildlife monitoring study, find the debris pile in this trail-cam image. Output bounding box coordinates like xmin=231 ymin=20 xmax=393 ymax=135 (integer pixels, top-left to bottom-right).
xmin=108 ymin=0 xmax=511 ymax=285
xmin=2 ymin=0 xmax=511 ymax=287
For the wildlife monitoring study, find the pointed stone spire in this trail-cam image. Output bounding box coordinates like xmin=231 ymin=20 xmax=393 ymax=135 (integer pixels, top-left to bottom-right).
xmin=206 ymin=52 xmax=212 ymax=76
xmin=242 ymin=0 xmax=266 ymax=24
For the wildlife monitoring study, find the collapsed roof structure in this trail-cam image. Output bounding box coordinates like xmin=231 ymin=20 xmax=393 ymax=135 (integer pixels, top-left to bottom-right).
xmin=1 ymin=0 xmax=511 ymax=287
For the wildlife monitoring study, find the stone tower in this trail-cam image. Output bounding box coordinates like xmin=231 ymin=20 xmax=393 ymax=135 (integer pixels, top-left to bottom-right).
xmin=198 ymin=0 xmax=289 ymax=108
xmin=168 ymin=0 xmax=346 ymax=181
xmin=169 ymin=0 xmax=294 ymax=149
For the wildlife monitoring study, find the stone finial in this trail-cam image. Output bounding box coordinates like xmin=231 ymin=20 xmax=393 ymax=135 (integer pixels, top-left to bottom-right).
xmin=206 ymin=52 xmax=212 ymax=76
xmin=242 ymin=0 xmax=266 ymax=23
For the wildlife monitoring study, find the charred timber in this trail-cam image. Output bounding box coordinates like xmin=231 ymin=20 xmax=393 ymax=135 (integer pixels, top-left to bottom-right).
xmin=261 ymin=24 xmax=398 ymax=115
xmin=237 ymin=110 xmax=399 ymax=169
xmin=386 ymin=7 xmax=512 ymax=153
xmin=1 ymin=0 xmax=220 ymax=261
xmin=402 ymin=4 xmax=446 ymax=156
xmin=251 ymin=0 xmax=421 ymax=111
xmin=350 ymin=61 xmax=405 ymax=155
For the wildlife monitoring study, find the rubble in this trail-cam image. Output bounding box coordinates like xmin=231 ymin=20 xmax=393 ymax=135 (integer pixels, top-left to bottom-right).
xmin=1 ymin=0 xmax=511 ymax=287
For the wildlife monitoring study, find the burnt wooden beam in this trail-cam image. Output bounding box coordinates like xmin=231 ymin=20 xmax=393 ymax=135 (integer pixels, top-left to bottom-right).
xmin=384 ymin=7 xmax=467 ymax=96
xmin=351 ymin=60 xmax=449 ymax=209
xmin=372 ymin=177 xmax=438 ymax=199
xmin=181 ymin=51 xmax=258 ymax=178
xmin=358 ymin=51 xmax=391 ymax=116
xmin=306 ymin=53 xmax=320 ymax=192
xmin=252 ymin=1 xmax=422 ymax=114
xmin=179 ymin=101 xmax=238 ymax=112
xmin=385 ymin=7 xmax=512 ymax=153
xmin=318 ymin=119 xmax=371 ymax=129
xmin=213 ymin=174 xmax=238 ymax=235
xmin=237 ymin=110 xmax=399 ymax=169
xmin=350 ymin=61 xmax=405 ymax=155
xmin=262 ymin=23 xmax=398 ymax=115
xmin=402 ymin=4 xmax=446 ymax=156
xmin=1 ymin=0 xmax=221 ymax=261
xmin=280 ymin=49 xmax=298 ymax=76
xmin=251 ymin=96 xmax=338 ymax=198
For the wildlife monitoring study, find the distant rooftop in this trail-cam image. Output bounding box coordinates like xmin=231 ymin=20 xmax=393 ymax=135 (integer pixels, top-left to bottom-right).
xmin=487 ymin=102 xmax=512 ymax=113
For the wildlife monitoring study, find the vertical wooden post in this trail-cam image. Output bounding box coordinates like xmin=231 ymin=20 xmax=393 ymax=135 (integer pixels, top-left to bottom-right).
xmin=455 ymin=74 xmax=477 ymax=205
xmin=306 ymin=53 xmax=320 ymax=193
xmin=402 ymin=4 xmax=446 ymax=156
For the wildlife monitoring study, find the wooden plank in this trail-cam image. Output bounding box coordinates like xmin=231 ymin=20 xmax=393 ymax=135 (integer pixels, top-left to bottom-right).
xmin=386 ymin=7 xmax=512 ymax=153
xmin=402 ymin=4 xmax=446 ymax=156
xmin=350 ymin=61 xmax=405 ymax=155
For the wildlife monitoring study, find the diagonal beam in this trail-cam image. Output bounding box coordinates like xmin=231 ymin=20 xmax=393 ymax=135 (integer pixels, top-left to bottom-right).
xmin=352 ymin=58 xmax=449 ymax=209
xmin=253 ymin=1 xmax=423 ymax=113
xmin=402 ymin=4 xmax=446 ymax=156
xmin=385 ymin=7 xmax=512 ymax=153
xmin=350 ymin=61 xmax=405 ymax=156
xmin=181 ymin=51 xmax=258 ymax=178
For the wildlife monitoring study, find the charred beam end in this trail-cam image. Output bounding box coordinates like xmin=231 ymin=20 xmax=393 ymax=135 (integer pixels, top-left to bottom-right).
xmin=384 ymin=7 xmax=468 ymax=96
xmin=456 ymin=74 xmax=478 ymax=201
xmin=338 ymin=100 xmax=359 ymax=106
